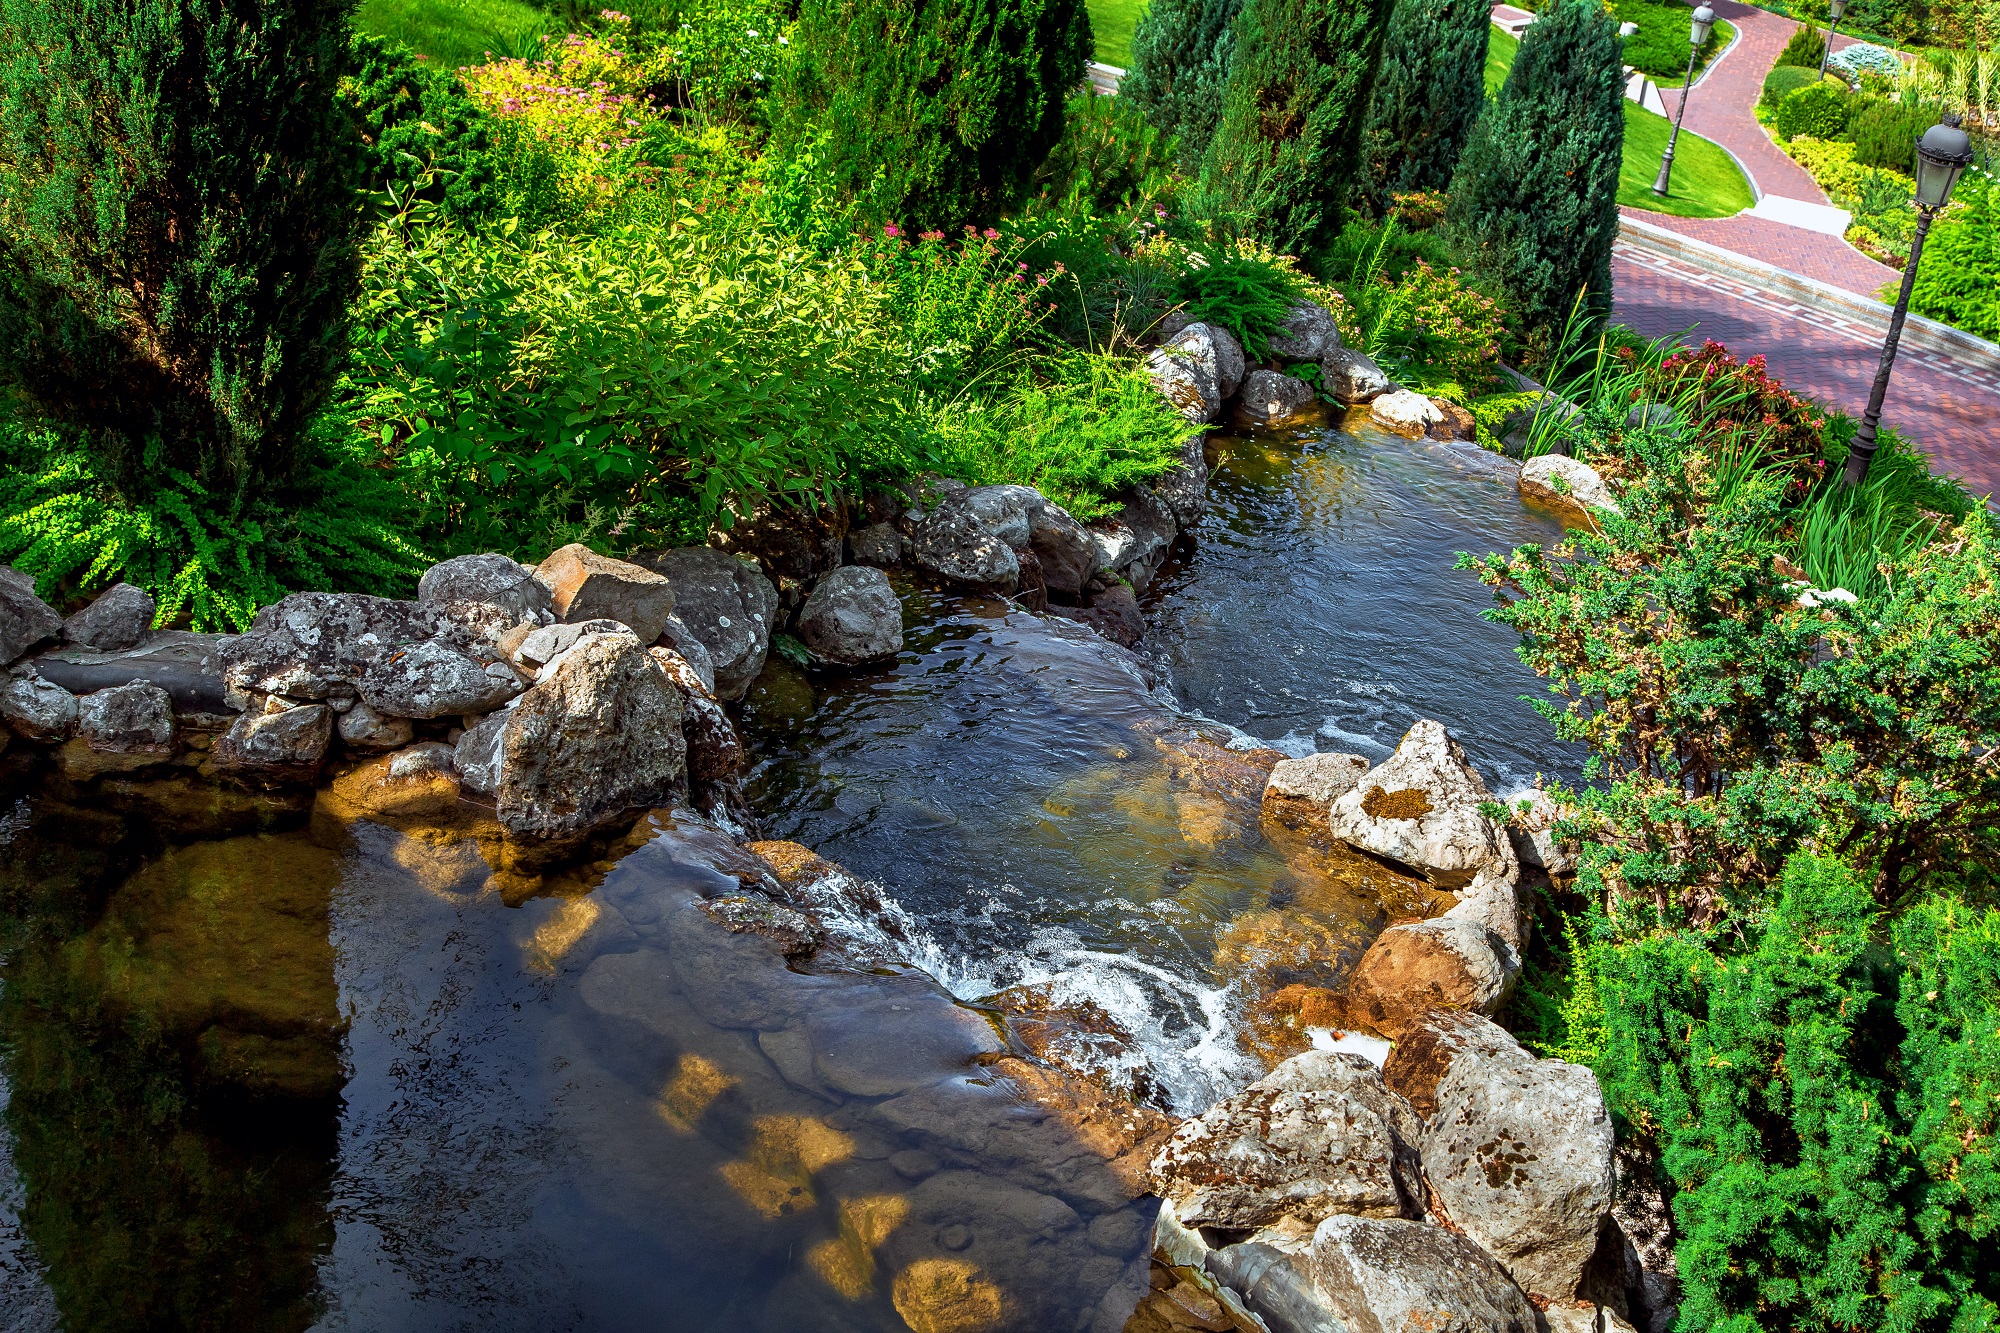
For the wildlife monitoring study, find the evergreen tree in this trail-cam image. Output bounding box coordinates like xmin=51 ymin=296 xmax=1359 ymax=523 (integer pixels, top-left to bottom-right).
xmin=1446 ymin=0 xmax=1623 ymax=343
xmin=343 ymin=34 xmax=500 ymax=223
xmin=1121 ymin=0 xmax=1247 ymax=171
xmin=774 ymin=0 xmax=1093 ymax=233
xmin=0 ymin=0 xmax=364 ymax=495
xmin=1357 ymin=0 xmax=1491 ymax=213
xmin=1195 ymin=0 xmax=1398 ymax=261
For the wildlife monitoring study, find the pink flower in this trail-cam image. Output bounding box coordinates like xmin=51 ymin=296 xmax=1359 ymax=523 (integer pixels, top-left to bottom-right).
xmin=884 ymin=223 xmax=901 ymax=237
xmin=1036 ymin=274 xmax=1048 ymax=286
xmin=920 ymin=229 xmax=944 ymax=241
xmin=983 ymin=227 xmax=1000 ymax=240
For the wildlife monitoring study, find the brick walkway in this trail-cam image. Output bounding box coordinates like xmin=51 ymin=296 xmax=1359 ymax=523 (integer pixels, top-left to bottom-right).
xmin=1621 ymin=208 xmax=1901 ymax=297
xmin=1612 ymin=247 xmax=2000 ymax=498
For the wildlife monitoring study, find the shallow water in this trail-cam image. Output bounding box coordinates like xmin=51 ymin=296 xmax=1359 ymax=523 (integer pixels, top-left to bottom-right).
xmin=0 ymin=412 xmax=1582 ymax=1331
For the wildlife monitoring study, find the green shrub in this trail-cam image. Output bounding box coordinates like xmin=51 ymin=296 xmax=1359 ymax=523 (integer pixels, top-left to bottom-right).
xmin=343 ymin=207 xmax=919 ymax=556
xmin=342 ymin=33 xmax=501 ymax=220
xmin=0 ymin=0 xmax=363 ymax=496
xmin=1776 ymin=79 xmax=1853 ymax=138
xmin=1760 ymin=62 xmax=1823 ymax=112
xmin=865 ymin=227 xmax=1061 ymax=398
xmin=1195 ymin=0 xmax=1398 ymax=260
xmin=1581 ymin=854 xmax=2000 ymax=1333
xmin=1169 ymin=249 xmax=1305 ymax=358
xmin=1774 ymin=20 xmax=1828 ymax=68
xmin=1356 ymin=0 xmax=1491 ymax=213
xmin=1849 ymin=96 xmax=1937 ymax=172
xmin=1447 ymin=0 xmax=1625 ymax=344
xmin=932 ymin=355 xmax=1201 ymax=518
xmin=1909 ymin=171 xmax=2000 ymax=341
xmin=1029 ymin=92 xmax=1182 ymax=221
xmin=772 ymin=0 xmax=1093 ymax=232
xmin=0 ymin=412 xmax=427 ymax=631
xmin=1121 ymin=0 xmax=1246 ymax=171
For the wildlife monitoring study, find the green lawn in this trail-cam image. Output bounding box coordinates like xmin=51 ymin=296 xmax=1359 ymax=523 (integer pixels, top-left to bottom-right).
xmin=1087 ymin=0 xmax=1149 ymax=69
xmin=354 ymin=0 xmax=552 ymax=67
xmin=1487 ymin=24 xmax=1753 ymax=219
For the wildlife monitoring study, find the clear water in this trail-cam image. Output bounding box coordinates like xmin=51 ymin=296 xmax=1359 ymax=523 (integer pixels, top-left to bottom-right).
xmin=0 ymin=412 xmax=1580 ymax=1331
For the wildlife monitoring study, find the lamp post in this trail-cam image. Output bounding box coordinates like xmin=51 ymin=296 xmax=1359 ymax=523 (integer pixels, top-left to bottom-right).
xmin=1652 ymin=4 xmax=1718 ymax=197
xmin=1816 ymin=0 xmax=1848 ymax=80
xmin=1843 ymin=115 xmax=1977 ymax=487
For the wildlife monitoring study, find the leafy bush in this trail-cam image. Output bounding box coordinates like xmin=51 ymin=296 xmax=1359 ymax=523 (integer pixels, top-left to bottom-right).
xmin=931 ymin=356 xmax=1200 ymax=518
xmin=343 ymin=33 xmax=502 ymax=221
xmin=772 ymin=0 xmax=1092 ymax=232
xmin=1774 ymin=21 xmax=1827 ymax=69
xmin=1170 ymin=250 xmax=1306 ymax=359
xmin=1761 ymin=63 xmax=1824 ymax=112
xmin=1909 ymin=170 xmax=2000 ymax=340
xmin=865 ymin=226 xmax=1062 ymax=397
xmin=1777 ymin=79 xmax=1854 ymax=138
xmin=1356 ymin=0 xmax=1491 ymax=213
xmin=1651 ymin=341 xmax=1834 ymax=486
xmin=1447 ymin=0 xmax=1625 ymax=345
xmin=1614 ymin=0 xmax=1723 ymax=80
xmin=1579 ymin=854 xmax=2000 ymax=1333
xmin=342 ymin=206 xmax=916 ymax=555
xmin=612 ymin=0 xmax=788 ymax=116
xmin=1196 ymin=0 xmax=1398 ymax=260
xmin=1849 ymin=94 xmax=1934 ymax=173
xmin=0 ymin=0 xmax=362 ymax=495
xmin=0 ymin=413 xmax=427 ymax=631
xmin=1121 ymin=0 xmax=1246 ymax=171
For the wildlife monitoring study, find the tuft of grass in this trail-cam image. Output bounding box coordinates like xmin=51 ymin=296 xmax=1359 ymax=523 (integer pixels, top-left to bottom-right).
xmin=1086 ymin=0 xmax=1150 ymax=69
xmin=353 ymin=0 xmax=554 ymax=69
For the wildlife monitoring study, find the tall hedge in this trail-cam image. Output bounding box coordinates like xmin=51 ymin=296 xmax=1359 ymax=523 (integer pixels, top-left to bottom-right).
xmin=1357 ymin=0 xmax=1492 ymax=212
xmin=775 ymin=0 xmax=1093 ymax=233
xmin=1121 ymin=0 xmax=1247 ymax=171
xmin=342 ymin=33 xmax=499 ymax=223
xmin=1195 ymin=0 xmax=1398 ymax=261
xmin=1446 ymin=0 xmax=1624 ymax=342
xmin=0 ymin=0 xmax=363 ymax=495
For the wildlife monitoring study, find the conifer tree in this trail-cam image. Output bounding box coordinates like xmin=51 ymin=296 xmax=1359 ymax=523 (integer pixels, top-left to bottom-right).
xmin=0 ymin=0 xmax=364 ymax=495
xmin=1446 ymin=0 xmax=1624 ymax=343
xmin=1195 ymin=0 xmax=1398 ymax=260
xmin=1121 ymin=0 xmax=1247 ymax=171
xmin=775 ymin=0 xmax=1093 ymax=232
xmin=1357 ymin=0 xmax=1491 ymax=213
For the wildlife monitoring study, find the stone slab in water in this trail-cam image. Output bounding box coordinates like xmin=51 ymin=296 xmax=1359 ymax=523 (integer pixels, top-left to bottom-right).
xmin=33 ymin=630 xmax=235 ymax=713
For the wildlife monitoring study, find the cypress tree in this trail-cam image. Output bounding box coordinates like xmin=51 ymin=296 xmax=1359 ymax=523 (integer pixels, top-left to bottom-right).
xmin=775 ymin=0 xmax=1093 ymax=232
xmin=1121 ymin=0 xmax=1247 ymax=171
xmin=1195 ymin=0 xmax=1399 ymax=261
xmin=0 ymin=0 xmax=364 ymax=495
xmin=1357 ymin=0 xmax=1491 ymax=213
xmin=1446 ymin=0 xmax=1624 ymax=343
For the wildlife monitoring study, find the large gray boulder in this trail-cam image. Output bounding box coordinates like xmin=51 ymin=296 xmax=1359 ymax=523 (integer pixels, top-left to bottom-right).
xmin=1322 ymin=348 xmax=1393 ymax=405
xmin=1519 ymin=455 xmax=1622 ymax=523
xmin=797 ymin=566 xmax=903 ymax=666
xmin=358 ymin=639 xmax=522 ymax=720
xmin=533 ymin=544 xmax=676 ymax=643
xmin=1328 ymin=720 xmax=1516 ymax=888
xmin=1239 ymin=370 xmax=1320 ymax=427
xmin=1503 ymin=787 xmax=1575 ymax=876
xmin=221 ymin=593 xmax=514 ymax=706
xmin=1151 ymin=1051 xmax=1424 ymax=1230
xmin=1309 ymin=1215 xmax=1538 ymax=1333
xmin=908 ymin=485 xmax=1094 ymax=601
xmin=1421 ymin=1039 xmax=1617 ymax=1302
xmin=337 ymin=700 xmax=414 ymax=752
xmin=1 ymin=672 xmax=78 ymax=743
xmin=1370 ymin=389 xmax=1445 ymax=439
xmin=0 ymin=567 xmax=61 ymax=664
xmin=1146 ymin=327 xmax=1224 ymax=424
xmin=1344 ymin=913 xmax=1515 ymax=1040
xmin=1205 ymin=1242 xmax=1348 ymax=1333
xmin=635 ymin=547 xmax=778 ymax=702
xmin=61 ymin=583 xmax=155 ymax=651
xmin=65 ymin=681 xmax=175 ymax=777
xmin=1381 ymin=1011 xmax=1529 ymax=1119
xmin=1269 ymin=301 xmax=1341 ymax=362
xmin=1151 ymin=434 xmax=1211 ymax=531
xmin=1088 ymin=485 xmax=1179 ymax=594
xmin=418 ymin=553 xmax=553 ymax=621
xmin=212 ymin=703 xmax=335 ymax=783
xmin=459 ymin=629 xmax=688 ymax=839
xmin=1263 ymin=751 xmax=1371 ymax=829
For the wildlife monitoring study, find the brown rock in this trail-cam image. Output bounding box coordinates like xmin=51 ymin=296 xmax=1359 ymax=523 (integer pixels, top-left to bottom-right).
xmin=985 ymin=981 xmax=1161 ymax=1108
xmin=1262 ymin=751 xmax=1371 ymax=832
xmin=706 ymin=496 xmax=849 ymax=600
xmin=1381 ymin=1010 xmax=1529 ymax=1119
xmin=1426 ymin=399 xmax=1477 ymax=442
xmin=533 ymin=544 xmax=677 ymax=643
xmin=1054 ymin=582 xmax=1145 ymax=647
xmin=324 ymin=743 xmax=463 ymax=821
xmin=991 ymin=1056 xmax=1175 ymax=1199
xmin=1343 ymin=917 xmax=1511 ymax=1039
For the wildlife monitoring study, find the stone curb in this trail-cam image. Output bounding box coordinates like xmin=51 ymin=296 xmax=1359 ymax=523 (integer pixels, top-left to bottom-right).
xmin=1618 ymin=213 xmax=2000 ymax=374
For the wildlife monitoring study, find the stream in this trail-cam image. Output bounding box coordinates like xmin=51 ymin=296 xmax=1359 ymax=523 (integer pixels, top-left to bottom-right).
xmin=0 ymin=413 xmax=1577 ymax=1331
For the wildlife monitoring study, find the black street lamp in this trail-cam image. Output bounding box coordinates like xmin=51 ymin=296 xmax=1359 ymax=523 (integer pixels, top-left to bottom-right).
xmin=1652 ymin=4 xmax=1719 ymax=197
xmin=1843 ymin=114 xmax=1978 ymax=486
xmin=1816 ymin=0 xmax=1848 ymax=80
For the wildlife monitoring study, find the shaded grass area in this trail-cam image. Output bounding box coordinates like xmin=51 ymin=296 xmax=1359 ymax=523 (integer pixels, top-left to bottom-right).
xmin=1086 ymin=0 xmax=1148 ymax=69
xmin=1487 ymin=26 xmax=1752 ymax=219
xmin=353 ymin=0 xmax=552 ymax=67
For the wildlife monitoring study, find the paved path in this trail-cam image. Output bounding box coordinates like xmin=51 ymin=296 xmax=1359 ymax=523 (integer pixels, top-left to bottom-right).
xmin=1612 ymin=245 xmax=2000 ymax=498
xmin=1623 ymin=208 xmax=1900 ymax=296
